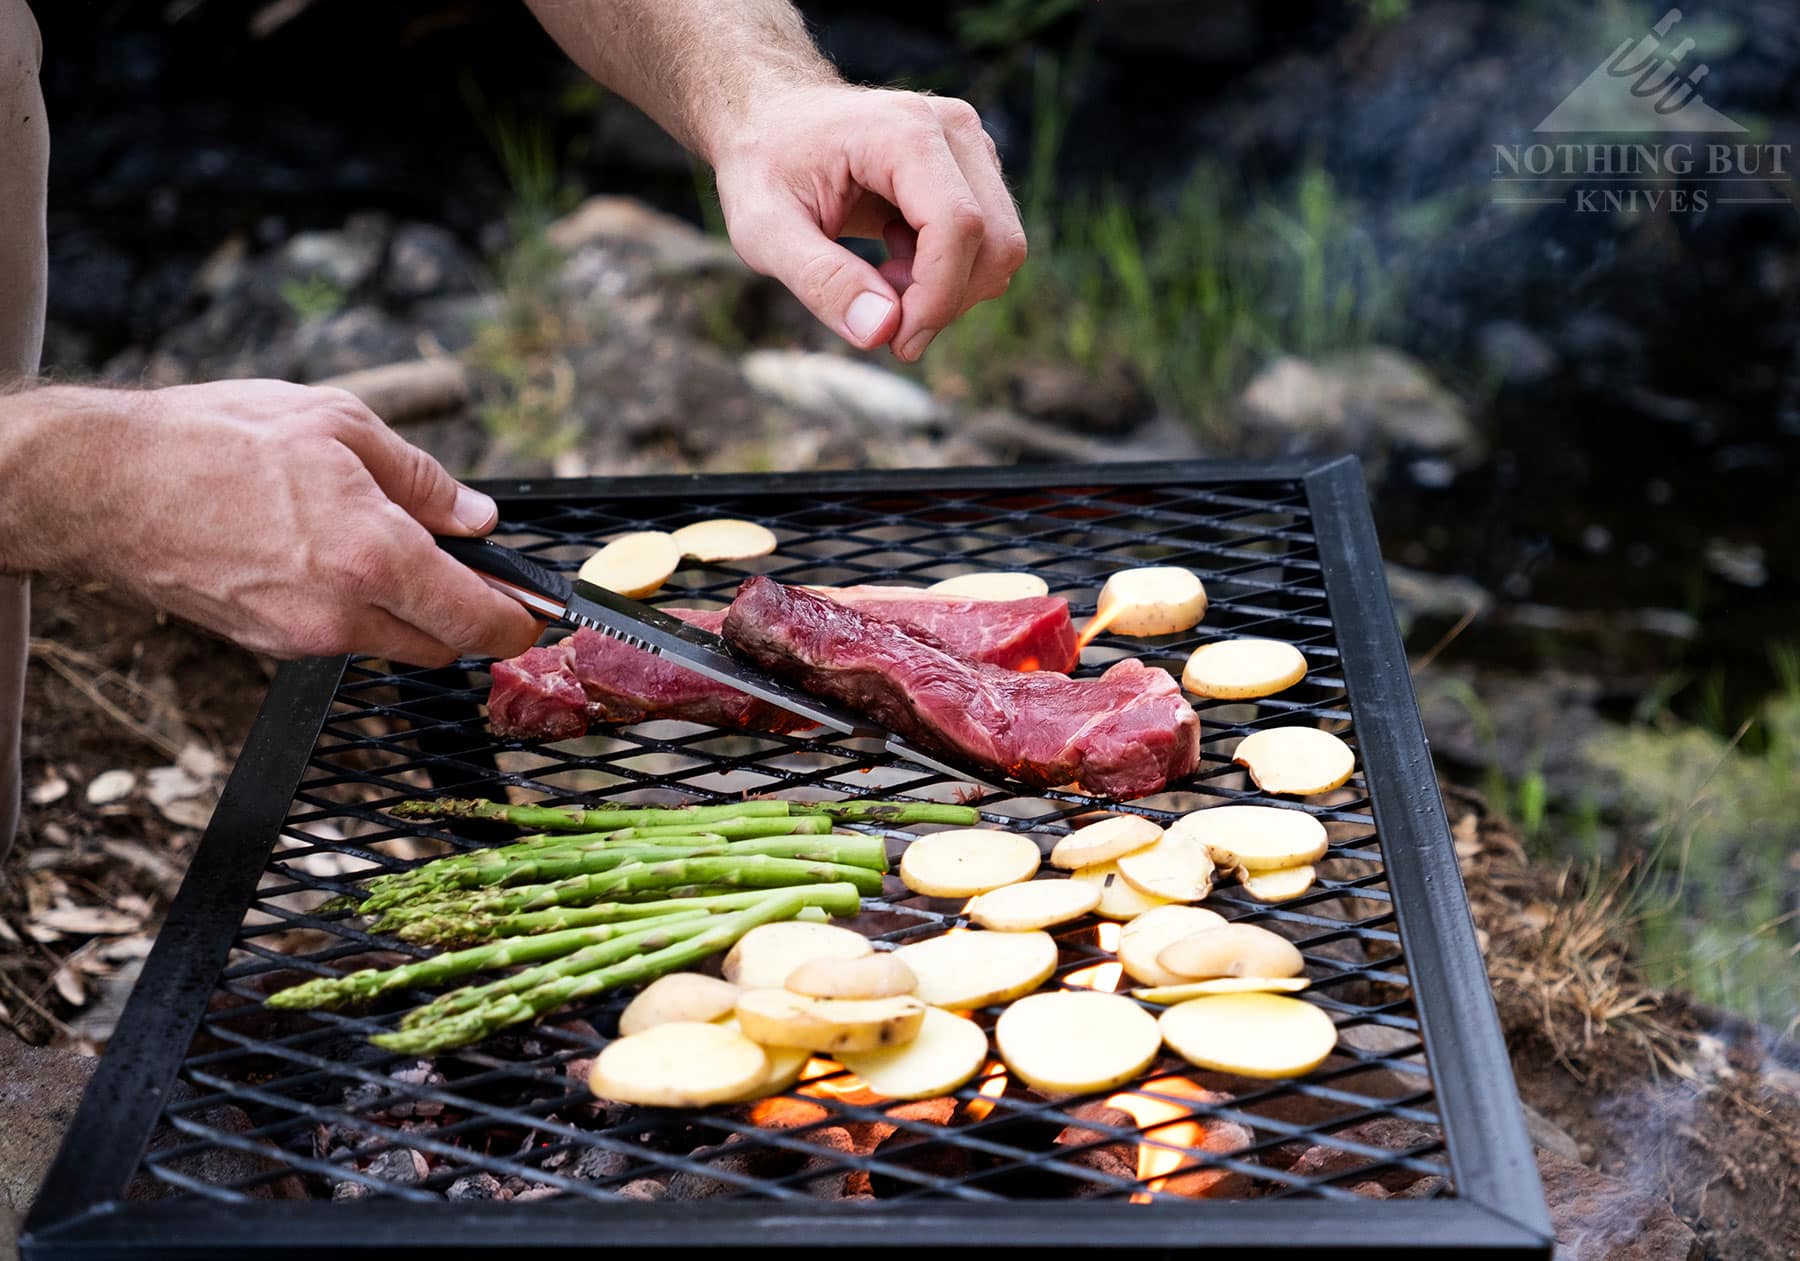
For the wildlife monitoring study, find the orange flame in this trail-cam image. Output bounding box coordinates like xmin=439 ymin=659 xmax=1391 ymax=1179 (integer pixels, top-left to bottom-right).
xmin=1063 ymin=921 xmax=1125 ymax=992
xmin=1074 ymin=602 xmax=1125 ymax=653
xmin=964 ymin=1064 xmax=1008 ymax=1121
xmin=1107 ymin=1076 xmax=1210 ymax=1202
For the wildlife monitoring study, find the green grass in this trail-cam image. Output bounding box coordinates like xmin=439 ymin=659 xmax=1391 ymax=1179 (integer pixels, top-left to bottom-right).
xmin=1586 ymin=646 xmax=1800 ymax=1031
xmin=929 ymin=57 xmax=1391 ymax=437
xmin=277 ymin=276 xmax=345 ymax=323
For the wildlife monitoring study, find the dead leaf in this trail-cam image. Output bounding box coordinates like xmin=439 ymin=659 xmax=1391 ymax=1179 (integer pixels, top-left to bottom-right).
xmin=85 ymin=769 xmax=137 ymax=806
xmin=177 ymin=742 xmax=224 ymax=783
xmin=28 ymin=775 xmax=69 ymax=806
xmin=51 ymin=961 xmax=86 ymax=1006
xmin=36 ymin=903 xmax=143 ymax=936
xmin=160 ymin=798 xmax=213 ymax=830
xmin=145 ymin=764 xmax=205 ymax=808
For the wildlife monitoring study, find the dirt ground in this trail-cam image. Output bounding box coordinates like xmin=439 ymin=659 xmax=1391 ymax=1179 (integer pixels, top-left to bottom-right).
xmin=2 ymin=583 xmax=1796 ymax=1258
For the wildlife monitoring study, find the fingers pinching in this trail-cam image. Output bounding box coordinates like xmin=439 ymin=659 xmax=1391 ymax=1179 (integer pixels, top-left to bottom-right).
xmin=730 ymin=198 xmax=903 ymax=350
xmin=930 ymin=97 xmax=1027 ymax=310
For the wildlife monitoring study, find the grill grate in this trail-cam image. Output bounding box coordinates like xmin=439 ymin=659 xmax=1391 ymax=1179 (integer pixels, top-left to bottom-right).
xmin=24 ymin=460 xmax=1552 ymax=1257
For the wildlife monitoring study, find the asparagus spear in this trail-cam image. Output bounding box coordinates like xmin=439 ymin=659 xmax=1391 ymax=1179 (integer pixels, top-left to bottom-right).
xmin=369 ymin=854 xmax=884 ymax=932
xmin=391 ymin=881 xmax=863 ymax=946
xmin=373 ymin=892 xmax=807 ymax=1054
xmin=387 ymin=799 xmax=793 ymax=830
xmin=264 ymin=910 xmax=715 ymax=1012
xmin=387 ymin=796 xmax=978 ymax=831
xmin=361 ymin=835 xmax=885 ymax=914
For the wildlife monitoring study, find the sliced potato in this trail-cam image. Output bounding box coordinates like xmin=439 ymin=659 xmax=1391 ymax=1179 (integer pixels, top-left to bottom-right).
xmin=965 ymin=879 xmax=1101 ymax=931
xmin=838 ymin=1006 xmax=989 ymax=1100
xmin=577 ymin=531 xmax=681 ymax=599
xmin=723 ymin=921 xmax=872 ymax=990
xmin=899 ymin=829 xmax=1041 ymax=899
xmin=1232 ymin=728 xmax=1356 ymax=796
xmin=715 ymin=1017 xmax=811 ymax=1102
xmin=670 ymin=518 xmax=778 ymax=562
xmin=1172 ymin=806 xmax=1329 ymax=873
xmin=1070 ymin=861 xmax=1172 ymax=920
xmin=1116 ymin=829 xmax=1216 ymax=903
xmin=618 ymin=973 xmax=742 ymax=1035
xmin=1238 ymin=864 xmax=1317 ymax=903
xmin=785 ymin=952 xmax=917 ymax=1000
xmin=1092 ymin=567 xmax=1207 ymax=638
xmin=1049 ymin=814 xmax=1163 ymax=870
xmin=927 ymin=572 xmax=1051 ymax=600
xmin=589 ymin=1021 xmax=769 ymax=1107
xmin=996 ymin=991 xmax=1161 ymax=1094
xmin=1181 ymin=638 xmax=1307 ymax=699
xmin=1133 ymin=977 xmax=1311 ymax=1004
xmin=1117 ymin=905 xmax=1228 ymax=987
xmin=894 ymin=930 xmax=1058 ymax=1010
xmin=735 ymin=989 xmax=925 ymax=1053
xmin=1159 ymin=992 xmax=1338 ymax=1079
xmin=1156 ymin=923 xmax=1304 ymax=981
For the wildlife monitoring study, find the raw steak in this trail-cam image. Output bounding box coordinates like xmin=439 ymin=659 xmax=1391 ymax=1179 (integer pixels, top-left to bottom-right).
xmin=722 ymin=577 xmax=1200 ymax=799
xmin=487 ymin=588 xmax=1078 ymax=740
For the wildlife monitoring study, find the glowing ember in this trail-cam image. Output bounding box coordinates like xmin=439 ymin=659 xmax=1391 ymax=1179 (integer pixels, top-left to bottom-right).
xmin=1107 ymin=1076 xmax=1211 ymax=1202
xmin=964 ymin=1064 xmax=1008 ymax=1121
xmin=1096 ymin=922 xmax=1122 ymax=952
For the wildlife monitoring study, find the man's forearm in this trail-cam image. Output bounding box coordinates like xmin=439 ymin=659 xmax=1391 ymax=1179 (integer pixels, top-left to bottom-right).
xmin=0 ymin=386 xmax=120 ymax=578
xmin=523 ymin=0 xmax=837 ymax=164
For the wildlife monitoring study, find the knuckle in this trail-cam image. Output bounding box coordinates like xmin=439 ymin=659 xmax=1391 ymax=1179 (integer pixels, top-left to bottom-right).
xmin=999 ymin=229 xmax=1029 ymax=271
xmin=947 ymin=198 xmax=987 ymax=239
xmin=335 ymin=537 xmax=394 ymax=596
xmin=937 ymin=97 xmax=983 ymax=134
xmin=290 ymin=611 xmax=352 ymax=658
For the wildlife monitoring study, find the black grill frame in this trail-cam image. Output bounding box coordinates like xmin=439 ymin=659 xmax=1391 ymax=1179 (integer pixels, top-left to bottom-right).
xmin=23 ymin=458 xmax=1552 ymax=1257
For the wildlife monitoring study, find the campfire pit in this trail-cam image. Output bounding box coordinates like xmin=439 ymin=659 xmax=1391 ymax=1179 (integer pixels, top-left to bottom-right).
xmin=23 ymin=460 xmax=1553 ymax=1257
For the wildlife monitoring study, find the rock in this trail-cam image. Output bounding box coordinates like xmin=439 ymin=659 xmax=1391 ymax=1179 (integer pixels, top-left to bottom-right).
xmin=1523 ymin=1102 xmax=1582 ymax=1163
xmin=363 ymin=1146 xmax=428 ymax=1187
xmin=740 ymin=350 xmax=946 ymax=431
xmin=279 ymin=212 xmax=390 ymax=293
xmin=292 ymin=306 xmax=423 ymax=380
xmin=1235 ymin=348 xmax=1484 ymax=481
xmin=84 ymin=768 xmax=137 ymax=806
xmin=1009 ymin=360 xmax=1154 ymax=435
xmin=1537 ymin=1149 xmax=1701 ymax=1261
xmin=568 ymin=328 xmax=761 ymax=459
xmin=1477 ymin=320 xmax=1560 ymax=389
xmin=446 ymin=1172 xmax=503 ymax=1201
xmin=411 ymin=293 xmax=502 ymax=356
xmin=384 ymin=223 xmax=477 ymax=303
xmin=128 ymin=1099 xmax=308 ymax=1202
xmin=1286 ymin=1117 xmax=1446 ymax=1193
xmin=546 ymin=196 xmax=738 ymax=275
xmin=0 ymin=1036 xmax=98 ymax=1224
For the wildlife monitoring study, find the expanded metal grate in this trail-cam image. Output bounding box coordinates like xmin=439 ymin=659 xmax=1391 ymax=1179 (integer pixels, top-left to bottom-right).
xmin=24 ymin=460 xmax=1552 ymax=1258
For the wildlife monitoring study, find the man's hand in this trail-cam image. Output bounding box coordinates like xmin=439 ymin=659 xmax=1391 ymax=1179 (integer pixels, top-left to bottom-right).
xmin=711 ymin=84 xmax=1027 ymax=362
xmin=0 ymin=380 xmax=540 ymax=667
xmin=524 ymin=0 xmax=1027 ymax=361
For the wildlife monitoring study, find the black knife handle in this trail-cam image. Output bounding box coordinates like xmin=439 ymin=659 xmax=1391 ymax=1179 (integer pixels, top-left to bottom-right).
xmin=436 ymin=535 xmax=573 ymax=620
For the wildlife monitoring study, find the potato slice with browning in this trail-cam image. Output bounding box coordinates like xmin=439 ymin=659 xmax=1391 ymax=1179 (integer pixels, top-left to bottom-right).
xmin=894 ymin=930 xmax=1058 ymax=1010
xmin=723 ymin=922 xmax=872 ymax=990
xmin=670 ymin=519 xmax=778 ymax=562
xmin=965 ymin=879 xmax=1101 ymax=931
xmin=927 ymin=572 xmax=1051 ymax=600
xmin=1117 ymin=905 xmax=1227 ymax=987
xmin=1049 ymin=814 xmax=1163 ymax=870
xmin=1092 ymin=567 xmax=1207 ymax=637
xmin=1238 ymin=864 xmax=1317 ymax=903
xmin=1156 ymin=923 xmax=1304 ymax=981
xmin=589 ymin=1021 xmax=770 ymax=1107
xmin=838 ymin=1006 xmax=989 ymax=1100
xmin=1132 ymin=977 xmax=1311 ymax=1004
xmin=1159 ymin=993 xmax=1338 ymax=1079
xmin=1116 ymin=829 xmax=1216 ymax=903
xmin=997 ymin=991 xmax=1161 ymax=1094
xmin=1232 ymin=728 xmax=1355 ymax=796
xmin=1181 ymin=638 xmax=1307 ymax=699
xmin=785 ymin=953 xmax=918 ymax=1000
xmin=900 ymin=829 xmax=1041 ymax=898
xmin=1070 ymin=861 xmax=1172 ymax=920
xmin=735 ymin=989 xmax=926 ymax=1053
xmin=618 ymin=973 xmax=742 ymax=1035
xmin=1172 ymin=806 xmax=1328 ymax=872
xmin=578 ymin=531 xmax=681 ymax=599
